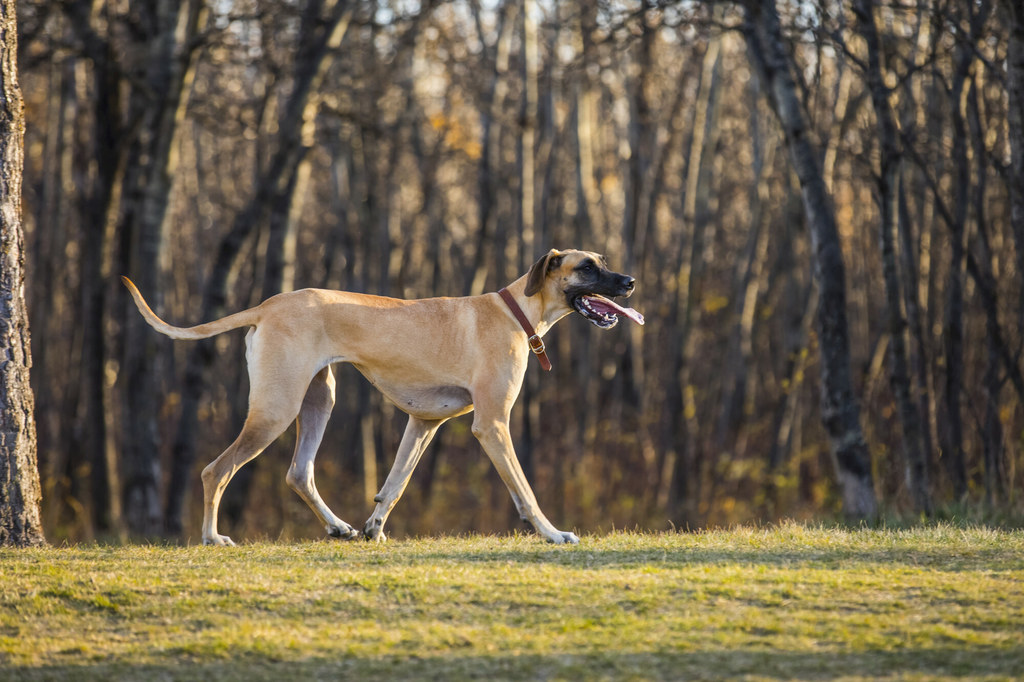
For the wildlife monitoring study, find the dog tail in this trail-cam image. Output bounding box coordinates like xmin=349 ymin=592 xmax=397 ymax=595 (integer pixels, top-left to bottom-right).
xmin=121 ymin=276 xmax=260 ymax=340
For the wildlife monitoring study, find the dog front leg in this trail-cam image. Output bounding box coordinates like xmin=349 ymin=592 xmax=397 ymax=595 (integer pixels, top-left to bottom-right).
xmin=471 ymin=415 xmax=579 ymax=545
xmin=362 ymin=416 xmax=443 ymax=541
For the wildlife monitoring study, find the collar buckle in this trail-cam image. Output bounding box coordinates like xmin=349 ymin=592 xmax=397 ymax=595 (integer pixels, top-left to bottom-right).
xmin=527 ymin=334 xmax=546 ymax=355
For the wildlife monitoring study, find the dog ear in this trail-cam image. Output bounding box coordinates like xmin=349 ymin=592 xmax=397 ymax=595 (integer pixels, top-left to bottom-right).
xmin=525 ymin=250 xmax=563 ymax=297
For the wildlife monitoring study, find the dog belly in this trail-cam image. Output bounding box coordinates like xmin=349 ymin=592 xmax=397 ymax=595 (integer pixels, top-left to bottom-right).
xmin=357 ymin=371 xmax=473 ymax=420
xmin=389 ymin=385 xmax=474 ymax=419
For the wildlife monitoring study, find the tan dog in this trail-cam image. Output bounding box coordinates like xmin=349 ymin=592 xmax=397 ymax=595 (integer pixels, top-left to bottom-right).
xmin=123 ymin=249 xmax=643 ymax=545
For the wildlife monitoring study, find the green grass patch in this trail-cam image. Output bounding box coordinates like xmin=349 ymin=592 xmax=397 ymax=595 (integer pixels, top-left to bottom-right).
xmin=1 ymin=524 xmax=1022 ymax=680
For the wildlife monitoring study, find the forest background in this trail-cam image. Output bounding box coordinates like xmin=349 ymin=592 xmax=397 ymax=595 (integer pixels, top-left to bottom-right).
xmin=16 ymin=0 xmax=1024 ymax=543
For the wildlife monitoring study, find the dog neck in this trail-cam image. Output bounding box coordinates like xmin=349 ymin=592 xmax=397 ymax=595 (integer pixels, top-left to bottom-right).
xmin=501 ymin=277 xmax=571 ymax=338
xmin=498 ymin=287 xmax=552 ymax=371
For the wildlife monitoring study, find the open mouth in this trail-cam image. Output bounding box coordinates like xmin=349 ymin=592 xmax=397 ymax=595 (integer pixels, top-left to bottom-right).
xmin=574 ymin=294 xmax=645 ymax=329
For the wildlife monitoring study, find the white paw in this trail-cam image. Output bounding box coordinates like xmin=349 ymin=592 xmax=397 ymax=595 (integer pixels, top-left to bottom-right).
xmin=362 ymin=518 xmax=387 ymax=542
xmin=203 ymin=534 xmax=236 ymax=546
xmin=548 ymin=530 xmax=580 ymax=545
xmin=326 ymin=523 xmax=360 ymax=541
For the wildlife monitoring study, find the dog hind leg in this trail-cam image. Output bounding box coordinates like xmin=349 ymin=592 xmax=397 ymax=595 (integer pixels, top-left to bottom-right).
xmin=200 ymin=409 xmax=297 ymax=545
xmin=200 ymin=328 xmax=311 ymax=546
xmin=286 ymin=365 xmax=359 ymax=540
xmin=362 ymin=416 xmax=444 ymax=541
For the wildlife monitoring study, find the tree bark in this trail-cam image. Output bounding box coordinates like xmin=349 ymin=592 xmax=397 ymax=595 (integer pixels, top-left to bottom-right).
xmin=0 ymin=0 xmax=46 ymax=547
xmin=740 ymin=0 xmax=877 ymax=519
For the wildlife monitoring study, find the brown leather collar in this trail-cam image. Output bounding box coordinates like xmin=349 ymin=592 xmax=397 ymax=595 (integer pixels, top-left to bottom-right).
xmin=498 ymin=288 xmax=552 ymax=371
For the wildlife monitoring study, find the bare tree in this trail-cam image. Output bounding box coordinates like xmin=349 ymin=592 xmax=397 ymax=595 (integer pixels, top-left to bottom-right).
xmin=739 ymin=0 xmax=877 ymax=519
xmin=120 ymin=0 xmax=209 ymax=538
xmin=62 ymin=0 xmax=125 ymax=537
xmin=1005 ymin=0 xmax=1024 ymax=326
xmin=853 ymin=0 xmax=932 ymax=515
xmin=667 ymin=25 xmax=723 ymax=527
xmin=1 ymin=0 xmax=45 ymax=547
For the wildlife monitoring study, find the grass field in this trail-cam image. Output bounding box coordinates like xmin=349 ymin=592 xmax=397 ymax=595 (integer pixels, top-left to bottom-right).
xmin=1 ymin=524 xmax=1022 ymax=680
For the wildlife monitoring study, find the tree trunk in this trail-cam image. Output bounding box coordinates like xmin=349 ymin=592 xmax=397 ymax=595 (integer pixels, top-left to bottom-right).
xmin=0 ymin=0 xmax=46 ymax=547
xmin=854 ymin=0 xmax=932 ymax=515
xmin=1004 ymin=0 xmax=1024 ymax=327
xmin=967 ymin=55 xmax=1009 ymax=505
xmin=714 ymin=70 xmax=771 ymax=456
xmin=740 ymin=0 xmax=877 ymax=520
xmin=516 ymin=0 xmax=540 ymax=485
xmin=62 ymin=0 xmax=126 ymax=538
xmin=120 ymin=0 xmax=207 ymax=538
xmin=572 ymin=0 xmax=604 ymax=244
xmin=942 ymin=14 xmax=973 ymax=501
xmin=468 ymin=0 xmax=516 ymax=296
xmin=666 ymin=32 xmax=722 ymax=528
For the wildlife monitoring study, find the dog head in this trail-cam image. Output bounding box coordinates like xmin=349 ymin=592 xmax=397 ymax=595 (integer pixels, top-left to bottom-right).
xmin=525 ymin=249 xmax=643 ymax=329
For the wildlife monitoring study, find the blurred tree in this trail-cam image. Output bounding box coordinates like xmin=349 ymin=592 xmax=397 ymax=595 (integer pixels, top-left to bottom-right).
xmin=1008 ymin=0 xmax=1024 ymax=317
xmin=739 ymin=0 xmax=876 ymax=519
xmin=853 ymin=0 xmax=931 ymax=515
xmin=119 ymin=0 xmax=210 ymax=538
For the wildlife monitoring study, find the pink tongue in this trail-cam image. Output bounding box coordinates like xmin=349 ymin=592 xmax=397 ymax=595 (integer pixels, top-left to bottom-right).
xmin=585 ymin=295 xmax=645 ymax=325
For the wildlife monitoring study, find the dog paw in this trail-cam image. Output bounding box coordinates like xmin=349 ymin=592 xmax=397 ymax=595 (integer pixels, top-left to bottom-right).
xmin=548 ymin=531 xmax=579 ymax=545
xmin=203 ymin=534 xmax=236 ymax=547
xmin=326 ymin=523 xmax=360 ymax=541
xmin=362 ymin=518 xmax=387 ymax=542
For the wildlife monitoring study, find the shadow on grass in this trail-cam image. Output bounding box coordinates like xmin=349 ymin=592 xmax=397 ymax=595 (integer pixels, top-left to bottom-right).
xmin=6 ymin=646 xmax=1023 ymax=681
xmin=409 ymin=545 xmax=1024 ymax=572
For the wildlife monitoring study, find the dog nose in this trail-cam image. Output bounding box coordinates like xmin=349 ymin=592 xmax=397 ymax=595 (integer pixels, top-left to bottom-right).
xmin=622 ymin=276 xmax=635 ymax=292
